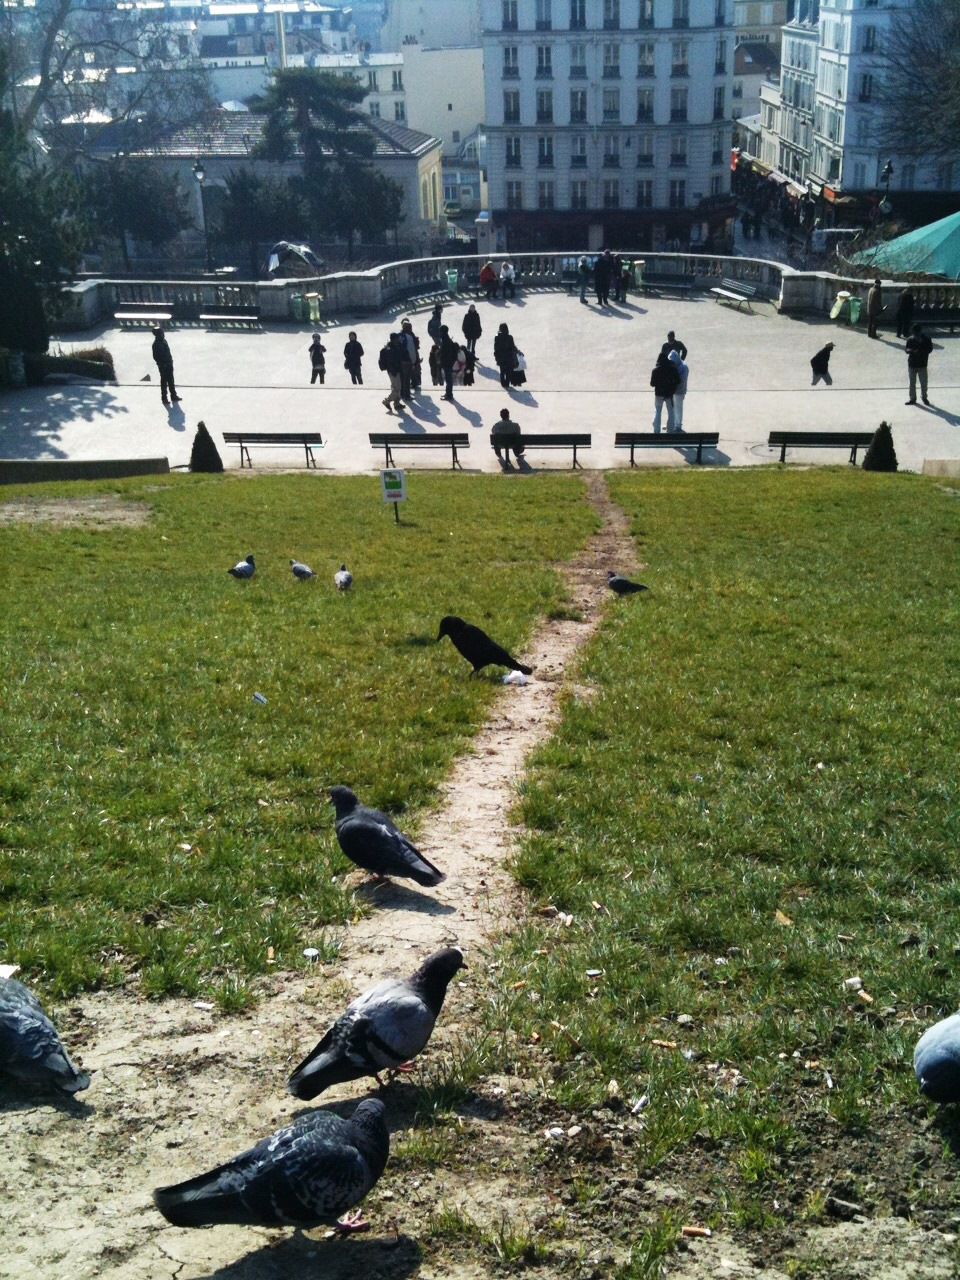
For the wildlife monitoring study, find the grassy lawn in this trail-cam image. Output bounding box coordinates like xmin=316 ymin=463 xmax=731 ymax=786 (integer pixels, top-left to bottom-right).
xmin=494 ymin=469 xmax=960 ymax=1263
xmin=0 ymin=472 xmax=594 ymax=1002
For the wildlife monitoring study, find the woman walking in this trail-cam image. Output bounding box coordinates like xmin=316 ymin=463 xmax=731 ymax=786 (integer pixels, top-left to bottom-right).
xmin=494 ymin=322 xmax=518 ymax=390
xmin=308 ymin=333 xmax=326 ymax=385
xmin=462 ymin=304 xmax=482 ymax=356
xmin=343 ymin=331 xmax=364 ymax=385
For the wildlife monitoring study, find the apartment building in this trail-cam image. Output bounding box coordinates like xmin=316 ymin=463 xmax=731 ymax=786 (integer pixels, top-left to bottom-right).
xmin=482 ymin=0 xmax=736 ymax=251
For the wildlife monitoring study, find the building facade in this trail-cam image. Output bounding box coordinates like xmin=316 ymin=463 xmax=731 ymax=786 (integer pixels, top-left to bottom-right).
xmin=482 ymin=0 xmax=736 ymax=251
xmin=381 ymin=0 xmax=484 ymax=49
xmin=732 ymin=0 xmax=790 ymax=48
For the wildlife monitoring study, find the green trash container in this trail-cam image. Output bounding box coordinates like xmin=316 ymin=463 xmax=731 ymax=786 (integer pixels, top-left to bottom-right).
xmin=630 ymin=259 xmax=645 ymax=289
xmin=306 ymin=292 xmax=321 ymax=323
xmin=446 ymin=268 xmax=459 ymax=293
xmin=847 ymin=296 xmax=862 ymax=326
xmin=290 ymin=293 xmax=306 ymax=322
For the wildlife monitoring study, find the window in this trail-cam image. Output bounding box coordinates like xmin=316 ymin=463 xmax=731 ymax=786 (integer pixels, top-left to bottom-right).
xmin=710 ymin=174 xmax=722 ymax=195
xmin=570 ymin=42 xmax=587 ymax=76
xmin=603 ymin=178 xmax=620 ymax=208
xmin=536 ymin=89 xmax=553 ymax=122
xmin=503 ymin=89 xmax=520 ymax=123
xmin=502 ymin=0 xmax=517 ymax=30
xmin=536 ymin=44 xmax=553 ymax=77
xmin=673 ymin=0 xmax=689 ymax=27
xmin=570 ymin=178 xmax=588 ymax=209
xmin=603 ymin=88 xmax=620 ymax=120
xmin=937 ymin=161 xmax=953 ymax=189
xmin=603 ymin=135 xmax=620 ymax=167
xmin=536 ymin=0 xmax=552 ymax=29
xmin=858 ymin=73 xmax=872 ymax=101
xmin=852 ymin=161 xmax=866 ymax=188
xmin=713 ymin=85 xmax=725 ymax=119
xmin=712 ymin=128 xmax=724 ymax=165
xmin=669 ymin=178 xmax=686 ymax=207
xmin=637 ymin=87 xmax=654 ymax=121
xmin=637 ymin=178 xmax=653 ymax=207
xmin=732 ymin=81 xmax=742 ymax=98
xmin=570 ymin=0 xmax=586 ymax=29
xmin=570 ymin=89 xmax=588 ymax=122
xmin=367 ymin=70 xmax=378 ymax=90
xmin=670 ymin=85 xmax=688 ymax=120
xmin=503 ymin=45 xmax=519 ymax=76
xmin=637 ymin=131 xmax=654 ymax=165
xmin=603 ymin=43 xmax=620 ymax=77
xmin=863 ymin=25 xmax=876 ymax=52
xmin=638 ymin=0 xmax=654 ymax=27
xmin=369 ymin=100 xmax=380 ymax=117
xmin=901 ymin=162 xmax=915 ymax=188
xmin=670 ymin=133 xmax=687 ymax=164
xmin=637 ymin=41 xmax=655 ymax=75
xmin=603 ymin=0 xmax=620 ymax=28
xmin=392 ymin=69 xmax=403 ymax=90
xmin=538 ymin=180 xmax=555 ymax=208
xmin=571 ymin=134 xmax=588 ymax=166
xmin=672 ymin=40 xmax=688 ymax=75
xmin=506 ymin=180 xmax=523 ymax=209
xmin=714 ymin=38 xmax=726 ymax=72
xmin=538 ymin=134 xmax=554 ymax=166
xmin=715 ymin=0 xmax=725 ymax=24
xmin=394 ymin=100 xmax=405 ymax=121
xmin=505 ymin=135 xmax=521 ymax=167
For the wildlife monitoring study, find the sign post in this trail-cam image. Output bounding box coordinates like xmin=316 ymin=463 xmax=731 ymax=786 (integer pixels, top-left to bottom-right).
xmin=380 ymin=468 xmax=406 ymax=524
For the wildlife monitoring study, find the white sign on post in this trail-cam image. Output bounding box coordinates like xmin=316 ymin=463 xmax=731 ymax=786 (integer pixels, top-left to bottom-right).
xmin=381 ymin=469 xmax=406 ymax=522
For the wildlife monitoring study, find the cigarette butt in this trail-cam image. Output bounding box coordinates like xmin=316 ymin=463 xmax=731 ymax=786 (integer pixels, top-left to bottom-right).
xmin=681 ymin=1225 xmax=712 ymax=1239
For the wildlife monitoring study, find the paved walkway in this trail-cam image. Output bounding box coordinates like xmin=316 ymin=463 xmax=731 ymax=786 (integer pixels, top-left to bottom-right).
xmin=2 ymin=288 xmax=958 ymax=474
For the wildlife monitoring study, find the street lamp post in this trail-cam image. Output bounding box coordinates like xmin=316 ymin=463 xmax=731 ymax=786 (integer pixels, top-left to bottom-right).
xmin=192 ymin=159 xmax=213 ymax=273
xmin=879 ymin=159 xmax=894 ymax=216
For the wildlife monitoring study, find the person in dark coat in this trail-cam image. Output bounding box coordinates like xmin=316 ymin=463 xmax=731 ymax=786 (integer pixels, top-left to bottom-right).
xmin=810 ymin=341 xmax=834 ymax=386
xmin=612 ymin=253 xmax=625 ymax=303
xmin=151 ymin=327 xmax=180 ymax=406
xmin=594 ymin=253 xmax=611 ymax=307
xmin=660 ymin=330 xmax=687 ymax=361
xmin=895 ymin=288 xmax=915 ymax=339
xmin=491 ymin=408 xmax=524 ymax=464
xmin=650 ymin=352 xmax=681 ymax=431
xmin=308 ymin=333 xmax=326 ymax=385
xmin=427 ymin=303 xmax=444 ymax=344
xmin=461 ymin=304 xmax=482 ymax=356
xmin=379 ymin=333 xmax=405 ymax=412
xmin=905 ymin=325 xmax=933 ymax=405
xmin=438 ymin=325 xmax=459 ymax=401
xmin=493 ymin=322 xmax=518 ymax=389
xmin=398 ymin=318 xmax=420 ymax=399
xmin=428 ymin=343 xmax=442 ymax=386
xmin=866 ymin=277 xmax=883 ymax=339
xmin=343 ymin=332 xmax=364 ymax=385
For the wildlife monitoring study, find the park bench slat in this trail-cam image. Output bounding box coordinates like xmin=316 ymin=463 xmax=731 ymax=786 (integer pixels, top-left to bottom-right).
xmin=221 ymin=431 xmax=324 ymax=469
xmin=498 ymin=432 xmax=592 ymax=469
xmin=710 ymin=278 xmax=758 ymax=311
xmin=768 ymin=430 xmax=874 ymax=464
xmin=369 ymin=432 xmax=470 ymax=470
xmin=615 ymin=431 xmax=719 ymax=465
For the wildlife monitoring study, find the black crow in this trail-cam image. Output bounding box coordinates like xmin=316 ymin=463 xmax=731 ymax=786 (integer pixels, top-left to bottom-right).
xmin=436 ymin=615 xmax=532 ymax=675
xmin=607 ymin=571 xmax=648 ymax=596
xmin=328 ymin=785 xmax=444 ymax=886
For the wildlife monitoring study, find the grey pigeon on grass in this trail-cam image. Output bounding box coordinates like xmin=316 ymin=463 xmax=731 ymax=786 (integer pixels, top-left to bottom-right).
xmin=329 ymin=785 xmax=444 ymax=886
xmin=437 ymin=615 xmax=532 ymax=676
xmin=334 ymin=564 xmax=353 ymax=591
xmin=915 ymin=1013 xmax=960 ymax=1103
xmin=607 ymin=571 xmax=648 ymax=596
xmin=290 ymin=559 xmax=315 ymax=581
xmin=228 ymin=554 xmax=255 ymax=580
xmin=0 ymin=976 xmax=90 ymax=1094
xmin=153 ymin=1098 xmax=388 ymax=1231
xmin=288 ymin=947 xmax=465 ymax=1099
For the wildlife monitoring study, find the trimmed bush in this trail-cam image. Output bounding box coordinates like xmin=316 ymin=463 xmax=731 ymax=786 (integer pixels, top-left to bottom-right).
xmin=190 ymin=420 xmax=224 ymax=473
xmin=862 ymin=420 xmax=898 ymax=472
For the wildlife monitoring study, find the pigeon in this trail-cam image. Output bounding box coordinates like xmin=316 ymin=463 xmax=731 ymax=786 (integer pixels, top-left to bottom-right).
xmin=334 ymin=564 xmax=353 ymax=591
xmin=290 ymin=558 xmax=315 ymax=581
xmin=288 ymin=947 xmax=465 ymax=1100
xmin=153 ymin=1098 xmax=389 ymax=1231
xmin=228 ymin=554 xmax=255 ymax=579
xmin=0 ymin=976 xmax=90 ymax=1094
xmin=436 ymin=615 xmax=532 ymax=676
xmin=607 ymin=571 xmax=648 ymax=596
xmin=328 ymin=785 xmax=445 ymax=886
xmin=915 ymin=1013 xmax=960 ymax=1103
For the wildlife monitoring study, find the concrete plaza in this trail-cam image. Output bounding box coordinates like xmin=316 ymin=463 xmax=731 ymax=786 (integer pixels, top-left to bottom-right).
xmin=2 ymin=286 xmax=958 ymax=474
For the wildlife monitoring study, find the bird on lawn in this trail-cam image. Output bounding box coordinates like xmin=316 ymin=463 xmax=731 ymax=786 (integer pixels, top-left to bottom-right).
xmin=915 ymin=1013 xmax=960 ymax=1103
xmin=436 ymin=615 xmax=532 ymax=676
xmin=334 ymin=564 xmax=353 ymax=591
xmin=153 ymin=1098 xmax=389 ymax=1232
xmin=290 ymin=559 xmax=315 ymax=581
xmin=228 ymin=554 xmax=255 ymax=580
xmin=287 ymin=947 xmax=465 ymax=1100
xmin=607 ymin=571 xmax=648 ymax=596
xmin=328 ymin=785 xmax=445 ymax=887
xmin=0 ymin=976 xmax=90 ymax=1095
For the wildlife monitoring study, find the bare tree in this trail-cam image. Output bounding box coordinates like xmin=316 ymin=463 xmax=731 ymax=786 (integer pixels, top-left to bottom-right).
xmin=879 ymin=0 xmax=960 ymax=163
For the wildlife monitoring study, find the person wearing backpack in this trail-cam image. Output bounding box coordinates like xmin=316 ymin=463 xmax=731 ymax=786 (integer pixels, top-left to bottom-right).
xmin=379 ymin=333 xmax=405 ymax=413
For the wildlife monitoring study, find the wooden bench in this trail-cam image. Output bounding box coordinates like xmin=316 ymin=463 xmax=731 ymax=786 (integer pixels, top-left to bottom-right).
xmin=115 ymin=304 xmax=173 ymax=329
xmin=502 ymin=433 xmax=591 ymax=469
xmin=222 ymin=431 xmax=324 ymax=469
xmin=369 ymin=432 xmax=470 ymax=470
xmin=915 ymin=309 xmax=960 ymax=334
xmin=710 ymin=278 xmax=758 ymax=311
xmin=768 ymin=430 xmax=874 ymax=464
xmin=644 ymin=271 xmax=696 ymax=295
xmin=616 ymin=431 xmax=719 ymax=465
xmin=199 ymin=305 xmax=262 ymax=330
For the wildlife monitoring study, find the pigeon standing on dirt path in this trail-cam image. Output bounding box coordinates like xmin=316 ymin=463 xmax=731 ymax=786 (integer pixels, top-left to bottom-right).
xmin=290 ymin=559 xmax=315 ymax=581
xmin=287 ymin=947 xmax=466 ymax=1100
xmin=915 ymin=1013 xmax=960 ymax=1103
xmin=153 ymin=1098 xmax=389 ymax=1231
xmin=607 ymin=571 xmax=648 ymax=596
xmin=328 ymin=785 xmax=445 ymax=886
xmin=436 ymin=615 xmax=532 ymax=676
xmin=228 ymin=555 xmax=255 ymax=580
xmin=334 ymin=564 xmax=353 ymax=591
xmin=0 ymin=976 xmax=90 ymax=1094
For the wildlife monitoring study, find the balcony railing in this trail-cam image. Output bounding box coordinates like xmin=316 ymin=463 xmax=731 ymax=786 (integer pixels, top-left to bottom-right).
xmin=571 ymin=154 xmax=588 ymax=167
xmin=602 ymin=65 xmax=621 ymax=78
xmin=535 ymin=18 xmax=552 ymax=29
xmin=602 ymin=155 xmax=621 ymax=167
xmin=537 ymin=156 xmax=555 ymax=167
xmin=536 ymin=111 xmax=554 ymax=123
xmin=536 ymin=67 xmax=554 ymax=78
xmin=570 ymin=109 xmax=588 ymax=122
xmin=636 ymin=108 xmax=654 ymax=122
xmin=670 ymin=152 xmax=687 ymax=165
xmin=671 ymin=64 xmax=688 ymax=76
xmin=673 ymin=16 xmax=689 ymax=27
xmin=637 ymin=63 xmax=654 ymax=76
xmin=602 ymin=109 xmax=621 ymax=121
xmin=570 ymin=64 xmax=587 ymax=77
xmin=670 ymin=108 xmax=688 ymax=121
xmin=502 ymin=66 xmax=519 ymax=78
xmin=637 ymin=153 xmax=654 ymax=166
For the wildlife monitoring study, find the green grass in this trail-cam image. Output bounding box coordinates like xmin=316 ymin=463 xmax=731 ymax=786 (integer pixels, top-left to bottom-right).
xmin=498 ymin=469 xmax=960 ymax=1203
xmin=0 ymin=472 xmax=594 ymax=997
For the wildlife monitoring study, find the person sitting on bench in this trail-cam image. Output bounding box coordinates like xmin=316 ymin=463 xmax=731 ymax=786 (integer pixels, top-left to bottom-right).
xmin=491 ymin=408 xmax=524 ymax=464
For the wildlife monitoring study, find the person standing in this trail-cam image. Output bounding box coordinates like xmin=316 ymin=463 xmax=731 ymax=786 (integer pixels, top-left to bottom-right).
xmin=379 ymin=332 xmax=405 ymax=413
xmin=650 ymin=352 xmax=680 ymax=431
xmin=895 ymin=287 xmax=915 ymax=339
xmin=500 ymin=260 xmax=516 ymax=299
xmin=308 ymin=333 xmax=326 ymax=385
xmin=462 ymin=304 xmax=482 ymax=356
xmin=428 ymin=342 xmax=442 ymax=386
xmin=491 ymin=408 xmax=524 ymax=464
xmin=612 ymin=252 xmax=625 ymax=303
xmin=594 ymin=253 xmax=610 ymax=307
xmin=151 ymin=327 xmax=181 ymax=406
xmin=427 ymin=303 xmax=444 ymax=344
xmin=577 ymin=255 xmax=591 ymax=304
xmin=343 ymin=332 xmax=364 ymax=384
xmin=438 ymin=324 xmax=459 ymax=401
xmin=905 ymin=325 xmax=933 ymax=405
xmin=866 ymin=277 xmax=883 ymax=339
xmin=399 ymin=318 xmax=421 ymax=395
xmin=660 ymin=330 xmax=687 ymax=361
xmin=493 ymin=322 xmax=518 ymax=390
xmin=810 ymin=341 xmax=835 ymax=386
xmin=667 ymin=349 xmax=689 ymax=426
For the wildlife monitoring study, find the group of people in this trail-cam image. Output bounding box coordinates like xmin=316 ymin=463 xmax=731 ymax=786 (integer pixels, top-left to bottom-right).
xmin=576 ymin=250 xmax=630 ymax=307
xmin=648 ymin=331 xmax=689 ymax=432
xmin=478 ymin=260 xmax=517 ymax=300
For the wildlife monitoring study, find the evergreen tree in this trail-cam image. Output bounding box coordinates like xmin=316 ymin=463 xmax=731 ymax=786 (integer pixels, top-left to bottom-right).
xmin=86 ymin=160 xmax=192 ymax=268
xmin=189 ymin=421 xmax=224 ymax=473
xmin=862 ymin=421 xmax=899 ymax=473
xmin=218 ymin=170 xmax=307 ymax=277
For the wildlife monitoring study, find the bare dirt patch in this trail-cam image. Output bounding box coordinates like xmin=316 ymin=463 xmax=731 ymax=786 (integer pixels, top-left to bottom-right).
xmin=0 ymin=496 xmax=151 ymax=527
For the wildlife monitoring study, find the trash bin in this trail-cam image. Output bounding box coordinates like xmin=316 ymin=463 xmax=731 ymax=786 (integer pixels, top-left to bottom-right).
xmin=305 ymin=292 xmax=321 ymax=323
xmin=847 ymin=296 xmax=862 ymax=326
xmin=445 ymin=268 xmax=459 ymax=294
xmin=290 ymin=293 xmax=306 ymax=322
xmin=630 ymin=259 xmax=645 ymax=289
